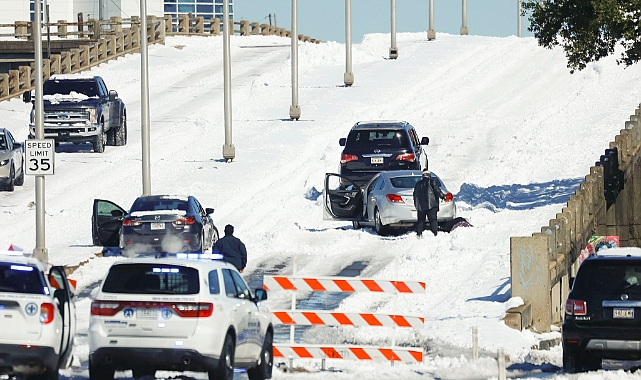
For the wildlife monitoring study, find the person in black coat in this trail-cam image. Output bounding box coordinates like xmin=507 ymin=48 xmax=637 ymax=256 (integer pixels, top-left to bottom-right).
xmin=413 ymin=169 xmax=446 ymax=237
xmin=212 ymin=224 xmax=247 ymax=272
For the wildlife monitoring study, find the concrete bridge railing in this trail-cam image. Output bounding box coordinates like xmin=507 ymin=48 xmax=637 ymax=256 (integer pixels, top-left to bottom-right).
xmin=506 ymin=104 xmax=641 ymax=332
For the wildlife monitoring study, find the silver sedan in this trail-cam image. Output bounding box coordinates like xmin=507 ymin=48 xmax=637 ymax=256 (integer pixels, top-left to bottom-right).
xmin=324 ymin=170 xmax=456 ymax=235
xmin=0 ymin=128 xmax=25 ymax=192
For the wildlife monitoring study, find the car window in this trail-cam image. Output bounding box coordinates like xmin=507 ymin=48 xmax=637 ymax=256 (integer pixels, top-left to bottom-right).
xmin=130 ymin=199 xmax=189 ymax=212
xmin=102 ymin=264 xmax=199 ymax=294
xmin=192 ymin=197 xmax=205 ymax=215
xmin=0 ymin=262 xmax=46 ymax=295
xmin=97 ymin=201 xmax=124 ymax=217
xmin=0 ymin=135 xmax=6 ymax=150
xmin=231 ymin=270 xmax=252 ymax=299
xmin=374 ymin=176 xmax=385 ymax=191
xmin=222 ymin=269 xmax=237 ymax=297
xmin=409 ymin=128 xmax=419 ymax=147
xmin=575 ymin=262 xmax=641 ymax=295
xmin=346 ymin=129 xmax=410 ymax=149
xmin=44 ymin=80 xmax=98 ymax=97
xmin=98 ymin=79 xmax=108 ymax=96
xmin=390 ymin=176 xmax=421 ymax=188
xmin=208 ymin=270 xmax=220 ymax=294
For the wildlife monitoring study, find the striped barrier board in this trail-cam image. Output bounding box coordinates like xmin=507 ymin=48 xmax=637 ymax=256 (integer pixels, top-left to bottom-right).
xmin=274 ymin=344 xmax=423 ymax=363
xmin=263 ymin=276 xmax=426 ymax=294
xmin=271 ymin=310 xmax=424 ymax=328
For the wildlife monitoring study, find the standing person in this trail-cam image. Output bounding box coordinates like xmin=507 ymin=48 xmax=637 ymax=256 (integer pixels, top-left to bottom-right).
xmin=413 ymin=169 xmax=446 ymax=237
xmin=212 ymin=224 xmax=247 ymax=272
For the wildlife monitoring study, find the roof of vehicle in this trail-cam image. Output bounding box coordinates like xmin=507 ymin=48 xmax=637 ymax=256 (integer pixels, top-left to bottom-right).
xmin=108 ymin=256 xmax=238 ymax=271
xmin=134 ymin=194 xmax=191 ymax=202
xmin=0 ymin=251 xmax=47 ymax=269
xmin=377 ymin=169 xmax=443 ymax=180
xmin=586 ymin=247 xmax=641 ymax=261
xmin=48 ymin=74 xmax=99 ymax=81
xmin=351 ymin=121 xmax=411 ymax=130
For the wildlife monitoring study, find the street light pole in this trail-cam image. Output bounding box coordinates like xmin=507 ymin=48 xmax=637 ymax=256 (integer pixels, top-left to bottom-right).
xmin=461 ymin=0 xmax=468 ymax=35
xmin=140 ymin=0 xmax=151 ymax=195
xmin=427 ymin=0 xmax=436 ymax=40
xmin=289 ymin=0 xmax=300 ymax=120
xmin=344 ymin=0 xmax=354 ymax=86
xmin=33 ymin=0 xmax=47 ymax=262
xmin=222 ymin=0 xmax=235 ymax=161
xmin=517 ymin=0 xmax=522 ymax=37
xmin=389 ymin=0 xmax=398 ymax=59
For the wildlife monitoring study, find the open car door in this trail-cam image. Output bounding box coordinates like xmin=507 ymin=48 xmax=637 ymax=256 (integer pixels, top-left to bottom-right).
xmin=49 ymin=266 xmax=76 ymax=369
xmin=323 ymin=173 xmax=364 ymax=220
xmin=92 ymin=199 xmax=126 ymax=246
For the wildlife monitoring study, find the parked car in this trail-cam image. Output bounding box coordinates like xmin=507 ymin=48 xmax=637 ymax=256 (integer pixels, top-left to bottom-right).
xmin=0 ymin=251 xmax=77 ymax=380
xmin=338 ymin=121 xmax=429 ymax=187
xmin=23 ymin=74 xmax=127 ymax=153
xmin=91 ymin=195 xmax=219 ymax=256
xmin=88 ymin=256 xmax=273 ymax=380
xmin=323 ymin=170 xmax=456 ymax=235
xmin=0 ymin=128 xmax=25 ymax=191
xmin=563 ymin=247 xmax=641 ymax=373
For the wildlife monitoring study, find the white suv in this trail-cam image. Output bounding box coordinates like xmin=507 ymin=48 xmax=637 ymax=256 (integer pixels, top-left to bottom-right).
xmin=88 ymin=256 xmax=273 ymax=380
xmin=0 ymin=251 xmax=77 ymax=380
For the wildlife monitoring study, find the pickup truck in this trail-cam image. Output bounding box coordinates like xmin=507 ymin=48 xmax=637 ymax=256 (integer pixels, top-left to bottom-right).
xmin=23 ymin=75 xmax=127 ymax=153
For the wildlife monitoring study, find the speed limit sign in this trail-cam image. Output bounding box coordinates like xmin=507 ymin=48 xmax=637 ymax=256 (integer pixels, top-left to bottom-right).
xmin=25 ymin=139 xmax=55 ymax=175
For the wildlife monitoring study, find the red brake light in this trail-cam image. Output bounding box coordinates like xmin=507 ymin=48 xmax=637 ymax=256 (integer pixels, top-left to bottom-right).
xmin=341 ymin=154 xmax=359 ymax=163
xmin=565 ymin=299 xmax=587 ymax=316
xmin=174 ymin=217 xmax=196 ymax=226
xmin=91 ymin=301 xmax=213 ymax=318
xmin=40 ymin=303 xmax=55 ymax=324
xmin=386 ymin=194 xmax=404 ymax=203
xmin=396 ymin=153 xmax=415 ymax=162
xmin=91 ymin=301 xmax=123 ymax=316
xmin=445 ymin=193 xmax=454 ymax=202
xmin=122 ymin=219 xmax=141 ymax=227
xmin=174 ymin=303 xmax=213 ymax=318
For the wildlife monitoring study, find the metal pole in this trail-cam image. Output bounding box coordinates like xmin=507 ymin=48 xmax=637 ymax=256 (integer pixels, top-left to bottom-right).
xmin=498 ymin=349 xmax=506 ymax=380
xmin=33 ymin=0 xmax=48 ymax=263
xmin=389 ymin=0 xmax=398 ymax=59
xmin=222 ymin=0 xmax=235 ymax=162
xmin=45 ymin=2 xmax=51 ymax=59
xmin=140 ymin=0 xmax=151 ymax=195
xmin=461 ymin=0 xmax=468 ymax=35
xmin=472 ymin=326 xmax=478 ymax=360
xmin=427 ymin=0 xmax=436 ymax=40
xmin=517 ymin=0 xmax=522 ymax=37
xmin=344 ymin=0 xmax=354 ymax=86
xmin=289 ymin=0 xmax=301 ymax=120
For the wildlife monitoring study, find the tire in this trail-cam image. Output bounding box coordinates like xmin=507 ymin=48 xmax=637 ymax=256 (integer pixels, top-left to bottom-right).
xmin=563 ymin=350 xmax=600 ymax=373
xmin=106 ymin=127 xmax=116 ymax=146
xmin=93 ymin=122 xmax=106 ymax=153
xmin=115 ymin=112 xmax=127 ymax=146
xmin=5 ymin=164 xmax=15 ymax=192
xmin=247 ymin=330 xmax=273 ymax=380
xmin=89 ymin=358 xmax=114 ymax=380
xmin=352 ymin=220 xmax=361 ymax=229
xmin=209 ymin=334 xmax=234 ymax=380
xmin=14 ymin=162 xmax=24 ymax=186
xmin=374 ymin=208 xmax=388 ymax=236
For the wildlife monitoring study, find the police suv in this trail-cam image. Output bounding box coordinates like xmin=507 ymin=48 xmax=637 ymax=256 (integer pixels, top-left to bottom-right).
xmin=0 ymin=251 xmax=77 ymax=380
xmin=88 ymin=255 xmax=273 ymax=380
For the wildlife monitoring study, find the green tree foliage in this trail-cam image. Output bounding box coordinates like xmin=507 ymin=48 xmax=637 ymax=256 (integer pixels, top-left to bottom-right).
xmin=524 ymin=0 xmax=641 ymax=73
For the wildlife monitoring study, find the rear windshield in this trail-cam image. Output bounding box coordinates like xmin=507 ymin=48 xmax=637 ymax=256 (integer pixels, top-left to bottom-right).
xmin=102 ymin=264 xmax=199 ymax=294
xmin=130 ymin=199 xmax=188 ymax=212
xmin=574 ymin=262 xmax=641 ymax=295
xmin=390 ymin=176 xmax=442 ymax=188
xmin=43 ymin=80 xmax=98 ymax=97
xmin=0 ymin=262 xmax=46 ymax=295
xmin=346 ymin=129 xmax=410 ymax=149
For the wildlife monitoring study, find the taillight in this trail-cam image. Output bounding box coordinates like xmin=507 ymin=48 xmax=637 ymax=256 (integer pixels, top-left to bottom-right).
xmin=341 ymin=154 xmax=359 ymax=163
xmin=122 ymin=219 xmax=141 ymax=227
xmin=91 ymin=301 xmax=123 ymax=316
xmin=174 ymin=217 xmax=196 ymax=226
xmin=386 ymin=194 xmax=404 ymax=203
xmin=396 ymin=153 xmax=415 ymax=162
xmin=40 ymin=303 xmax=55 ymax=324
xmin=444 ymin=193 xmax=454 ymax=202
xmin=173 ymin=303 xmax=213 ymax=318
xmin=565 ymin=299 xmax=587 ymax=316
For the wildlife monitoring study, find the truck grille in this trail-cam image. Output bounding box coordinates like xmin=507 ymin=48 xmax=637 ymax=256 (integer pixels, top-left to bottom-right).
xmin=44 ymin=110 xmax=90 ymax=123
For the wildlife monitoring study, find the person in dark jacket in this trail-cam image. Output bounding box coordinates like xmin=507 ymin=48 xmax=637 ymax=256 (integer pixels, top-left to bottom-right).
xmin=212 ymin=224 xmax=247 ymax=272
xmin=413 ymin=169 xmax=446 ymax=237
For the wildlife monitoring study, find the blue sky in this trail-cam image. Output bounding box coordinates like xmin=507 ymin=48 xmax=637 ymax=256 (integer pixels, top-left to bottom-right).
xmin=234 ymin=0 xmax=534 ymax=43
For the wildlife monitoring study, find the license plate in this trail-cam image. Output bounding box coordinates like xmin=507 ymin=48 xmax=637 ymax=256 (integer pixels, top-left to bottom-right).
xmin=371 ymin=157 xmax=384 ymax=164
xmin=137 ymin=309 xmax=158 ymax=319
xmin=613 ymin=308 xmax=634 ymax=319
xmin=150 ymin=222 xmax=165 ymax=230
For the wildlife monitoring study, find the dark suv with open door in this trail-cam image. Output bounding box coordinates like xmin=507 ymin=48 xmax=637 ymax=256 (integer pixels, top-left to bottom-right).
xmin=339 ymin=121 xmax=429 ymax=188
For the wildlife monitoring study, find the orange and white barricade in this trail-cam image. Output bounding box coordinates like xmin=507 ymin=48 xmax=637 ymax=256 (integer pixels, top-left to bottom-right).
xmin=263 ymin=276 xmax=426 ymax=294
xmin=274 ymin=344 xmax=423 ymax=363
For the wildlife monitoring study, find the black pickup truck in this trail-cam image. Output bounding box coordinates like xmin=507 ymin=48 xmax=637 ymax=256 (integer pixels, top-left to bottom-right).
xmin=23 ymin=75 xmax=127 ymax=153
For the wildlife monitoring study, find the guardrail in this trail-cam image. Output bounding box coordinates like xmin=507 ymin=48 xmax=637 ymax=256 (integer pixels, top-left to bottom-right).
xmin=264 ymin=275 xmax=424 ymax=365
xmin=506 ymin=104 xmax=641 ymax=332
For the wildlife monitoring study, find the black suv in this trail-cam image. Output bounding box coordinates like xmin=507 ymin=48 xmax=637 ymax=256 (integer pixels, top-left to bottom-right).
xmin=338 ymin=121 xmax=429 ymax=187
xmin=563 ymin=248 xmax=641 ymax=373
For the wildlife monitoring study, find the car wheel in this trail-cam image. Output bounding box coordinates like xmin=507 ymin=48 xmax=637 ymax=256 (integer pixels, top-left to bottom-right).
xmin=352 ymin=220 xmax=361 ymax=229
xmin=5 ymin=164 xmax=15 ymax=192
xmin=93 ymin=122 xmax=106 ymax=153
xmin=374 ymin=207 xmax=388 ymax=236
xmin=89 ymin=358 xmax=114 ymax=380
xmin=115 ymin=112 xmax=127 ymax=146
xmin=209 ymin=334 xmax=234 ymax=380
xmin=247 ymin=330 xmax=273 ymax=380
xmin=14 ymin=162 xmax=24 ymax=186
xmin=106 ymin=126 xmax=116 ymax=146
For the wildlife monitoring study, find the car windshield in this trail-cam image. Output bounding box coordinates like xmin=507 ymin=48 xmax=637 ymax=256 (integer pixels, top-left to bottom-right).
xmin=0 ymin=135 xmax=6 ymax=150
xmin=102 ymin=264 xmax=200 ymax=294
xmin=575 ymin=262 xmax=641 ymax=294
xmin=43 ymin=80 xmax=98 ymax=97
xmin=389 ymin=175 xmax=443 ymax=188
xmin=346 ymin=129 xmax=410 ymax=149
xmin=130 ymin=199 xmax=189 ymax=212
xmin=0 ymin=262 xmax=46 ymax=294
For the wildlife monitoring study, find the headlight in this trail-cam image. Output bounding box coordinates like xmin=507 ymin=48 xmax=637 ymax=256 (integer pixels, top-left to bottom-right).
xmin=0 ymin=159 xmax=9 ymax=166
xmin=88 ymin=108 xmax=97 ymax=123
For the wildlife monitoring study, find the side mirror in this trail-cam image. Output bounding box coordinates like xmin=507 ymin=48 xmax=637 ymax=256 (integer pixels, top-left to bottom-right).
xmin=22 ymin=91 xmax=32 ymax=103
xmin=421 ymin=137 xmax=429 ymax=145
xmin=254 ymin=288 xmax=268 ymax=301
xmin=109 ymin=90 xmax=118 ymax=101
xmin=205 ymin=207 xmax=214 ymax=215
xmin=13 ymin=142 xmax=21 ymax=150
xmin=339 ymin=138 xmax=346 ymax=147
